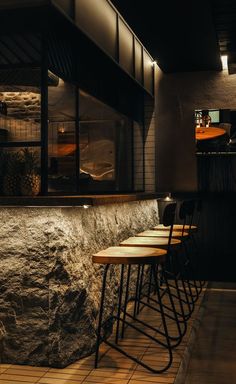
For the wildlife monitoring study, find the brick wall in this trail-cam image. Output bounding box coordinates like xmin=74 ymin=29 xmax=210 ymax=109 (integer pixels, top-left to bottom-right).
xmin=144 ymin=95 xmax=156 ymax=192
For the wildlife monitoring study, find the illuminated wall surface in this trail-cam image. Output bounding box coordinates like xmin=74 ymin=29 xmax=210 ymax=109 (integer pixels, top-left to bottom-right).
xmin=0 ymin=200 xmax=159 ymax=367
xmin=54 ymin=0 xmax=154 ymax=95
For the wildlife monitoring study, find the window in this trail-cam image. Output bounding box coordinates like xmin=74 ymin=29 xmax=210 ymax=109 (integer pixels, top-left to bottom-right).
xmin=0 ymin=70 xmax=145 ymax=196
xmin=0 ymin=68 xmax=41 ymax=197
xmin=48 ymin=79 xmax=77 ymax=193
xmin=79 ymin=90 xmax=134 ymax=193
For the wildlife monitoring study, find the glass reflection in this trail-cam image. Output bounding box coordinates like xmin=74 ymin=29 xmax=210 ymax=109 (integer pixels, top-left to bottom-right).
xmin=48 ymin=78 xmax=76 ymax=192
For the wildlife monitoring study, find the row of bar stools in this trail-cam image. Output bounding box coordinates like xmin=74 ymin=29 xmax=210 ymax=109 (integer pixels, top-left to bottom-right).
xmin=93 ymin=202 xmax=187 ymax=372
xmin=149 ymin=199 xmax=205 ymax=315
xmin=92 ymin=201 xmax=203 ymax=372
xmin=136 ymin=201 xmax=196 ymax=321
xmin=135 ymin=223 xmax=195 ymax=318
xmin=120 ymin=236 xmax=187 ymax=344
xmin=92 ymin=246 xmax=174 ymax=373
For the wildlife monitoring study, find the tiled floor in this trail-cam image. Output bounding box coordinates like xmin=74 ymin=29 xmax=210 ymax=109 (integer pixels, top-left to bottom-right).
xmin=0 ymin=286 xmax=205 ymax=384
xmin=184 ymin=282 xmax=236 ymax=384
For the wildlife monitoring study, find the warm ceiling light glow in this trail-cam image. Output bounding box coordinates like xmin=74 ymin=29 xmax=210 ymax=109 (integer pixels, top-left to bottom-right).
xmin=152 ymin=60 xmax=157 ymax=67
xmin=221 ymin=55 xmax=228 ymax=70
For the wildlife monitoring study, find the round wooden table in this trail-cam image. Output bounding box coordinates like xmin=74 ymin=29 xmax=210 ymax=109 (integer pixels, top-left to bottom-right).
xmin=195 ymin=127 xmax=226 ymax=141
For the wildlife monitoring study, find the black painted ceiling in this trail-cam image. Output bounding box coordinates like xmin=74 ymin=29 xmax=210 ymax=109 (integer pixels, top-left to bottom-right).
xmin=111 ymin=0 xmax=236 ymax=73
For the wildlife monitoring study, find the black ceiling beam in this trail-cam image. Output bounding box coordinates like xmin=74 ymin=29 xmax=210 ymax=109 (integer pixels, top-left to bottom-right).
xmin=112 ymin=0 xmax=222 ymax=73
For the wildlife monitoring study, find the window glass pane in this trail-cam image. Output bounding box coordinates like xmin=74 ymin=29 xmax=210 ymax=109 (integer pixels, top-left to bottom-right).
xmin=79 ymin=90 xmax=133 ymax=193
xmin=209 ymin=110 xmax=220 ymax=123
xmin=48 ymin=77 xmax=76 ymax=193
xmin=0 ymin=68 xmax=41 ymax=143
xmin=0 ymin=146 xmax=41 ymax=196
xmin=133 ymin=121 xmax=144 ymax=191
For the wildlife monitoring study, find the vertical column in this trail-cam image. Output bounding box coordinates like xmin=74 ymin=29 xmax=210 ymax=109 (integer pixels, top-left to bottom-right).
xmin=144 ymin=95 xmax=156 ymax=192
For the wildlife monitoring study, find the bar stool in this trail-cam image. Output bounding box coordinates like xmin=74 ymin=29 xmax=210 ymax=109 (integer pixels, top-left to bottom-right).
xmin=164 ymin=200 xmax=200 ymax=305
xmin=119 ymin=236 xmax=187 ymax=345
xmin=136 ymin=203 xmax=196 ymax=318
xmin=120 ymin=202 xmax=193 ymax=334
xmin=93 ymin=246 xmax=173 ymax=373
xmin=157 ymin=200 xmax=203 ymax=304
xmin=177 ymin=200 xmax=203 ymax=299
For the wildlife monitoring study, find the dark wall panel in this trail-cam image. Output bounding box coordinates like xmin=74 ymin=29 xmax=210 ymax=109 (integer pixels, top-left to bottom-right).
xmin=119 ymin=18 xmax=134 ymax=76
xmin=143 ymin=50 xmax=153 ymax=94
xmin=134 ymin=39 xmax=143 ymax=84
xmin=75 ymin=0 xmax=117 ymax=59
xmin=53 ymin=0 xmax=74 ymax=17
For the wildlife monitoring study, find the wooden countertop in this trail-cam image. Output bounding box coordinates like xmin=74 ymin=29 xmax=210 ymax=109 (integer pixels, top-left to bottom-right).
xmin=0 ymin=193 xmax=161 ymax=207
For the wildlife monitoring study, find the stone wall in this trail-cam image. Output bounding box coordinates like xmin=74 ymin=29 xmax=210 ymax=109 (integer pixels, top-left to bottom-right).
xmin=0 ymin=91 xmax=41 ymax=142
xmin=0 ymin=199 xmax=159 ymax=367
xmin=0 ymin=91 xmax=40 ymax=118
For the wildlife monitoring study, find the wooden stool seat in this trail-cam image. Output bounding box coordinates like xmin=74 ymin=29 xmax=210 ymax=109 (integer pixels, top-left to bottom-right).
xmin=137 ymin=230 xmax=188 ymax=238
xmin=153 ymin=224 xmax=197 ymax=231
xmin=120 ymin=236 xmax=181 ymax=248
xmin=93 ymin=246 xmax=167 ymax=265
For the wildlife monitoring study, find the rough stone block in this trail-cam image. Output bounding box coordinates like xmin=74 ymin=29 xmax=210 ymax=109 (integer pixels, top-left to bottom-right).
xmin=0 ymin=200 xmax=159 ymax=367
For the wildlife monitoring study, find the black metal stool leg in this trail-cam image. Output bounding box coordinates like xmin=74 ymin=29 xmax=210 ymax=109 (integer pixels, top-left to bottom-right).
xmin=115 ymin=264 xmax=125 ymax=344
xmin=121 ymin=264 xmax=131 ymax=338
xmin=137 ymin=264 xmax=145 ymax=315
xmin=95 ymin=264 xmax=110 ymax=368
xmin=151 ymin=263 xmax=173 ymax=371
xmin=133 ymin=264 xmax=141 ymax=318
xmin=147 ymin=265 xmax=153 ymax=303
xmin=161 ymin=266 xmax=187 ymax=342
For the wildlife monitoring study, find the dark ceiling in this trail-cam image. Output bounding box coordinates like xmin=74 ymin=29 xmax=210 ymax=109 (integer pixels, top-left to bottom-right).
xmin=111 ymin=0 xmax=236 ymax=73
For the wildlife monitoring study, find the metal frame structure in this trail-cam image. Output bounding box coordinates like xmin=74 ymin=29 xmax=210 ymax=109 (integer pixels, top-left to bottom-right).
xmin=0 ymin=1 xmax=156 ymax=196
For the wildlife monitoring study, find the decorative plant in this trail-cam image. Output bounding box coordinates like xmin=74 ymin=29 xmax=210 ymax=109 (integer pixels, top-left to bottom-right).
xmin=3 ymin=150 xmax=22 ymax=196
xmin=20 ymin=148 xmax=40 ymax=196
xmin=0 ymin=150 xmax=7 ymax=195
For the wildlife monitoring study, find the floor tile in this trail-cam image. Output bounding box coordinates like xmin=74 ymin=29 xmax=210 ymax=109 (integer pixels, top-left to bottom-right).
xmin=0 ymin=285 xmax=207 ymax=384
xmin=0 ymin=373 xmax=40 ymax=383
xmin=38 ymin=378 xmax=85 ymax=384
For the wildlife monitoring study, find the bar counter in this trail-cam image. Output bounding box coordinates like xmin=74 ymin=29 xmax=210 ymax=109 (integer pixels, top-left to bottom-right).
xmin=0 ymin=194 xmax=160 ymax=367
xmin=0 ymin=193 xmax=160 ymax=207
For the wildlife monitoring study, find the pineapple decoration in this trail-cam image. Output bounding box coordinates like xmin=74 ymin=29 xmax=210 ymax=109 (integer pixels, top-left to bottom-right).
xmin=3 ymin=151 xmax=22 ymax=196
xmin=0 ymin=151 xmax=7 ymax=195
xmin=20 ymin=148 xmax=40 ymax=196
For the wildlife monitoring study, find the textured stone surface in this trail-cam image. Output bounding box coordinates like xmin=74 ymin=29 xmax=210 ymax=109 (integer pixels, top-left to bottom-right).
xmin=0 ymin=200 xmax=159 ymax=367
xmin=0 ymin=91 xmax=40 ymax=142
